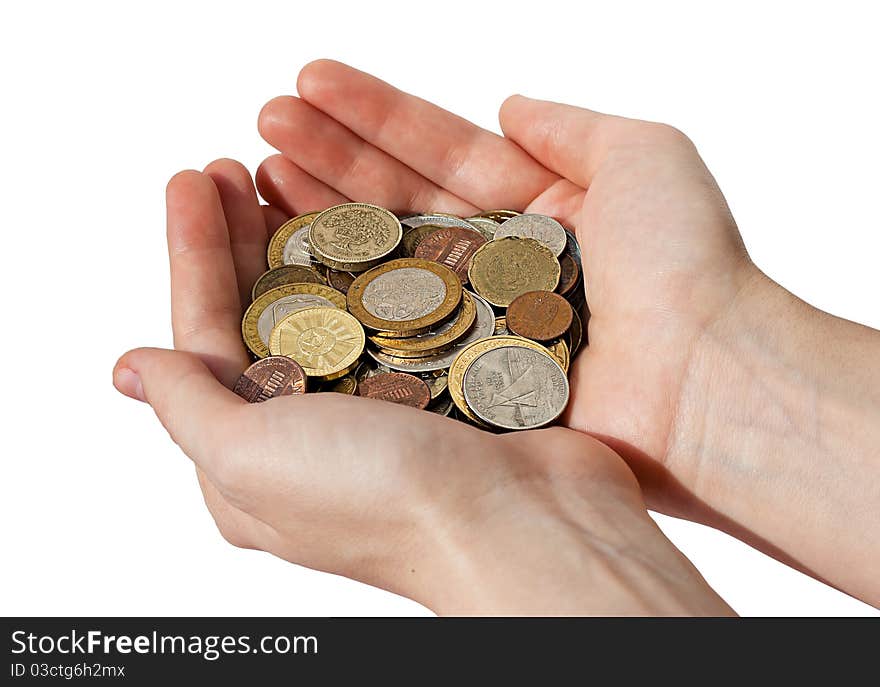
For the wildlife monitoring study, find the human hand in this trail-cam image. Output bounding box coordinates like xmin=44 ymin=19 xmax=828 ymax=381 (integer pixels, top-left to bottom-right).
xmin=255 ymin=60 xmax=880 ymax=605
xmin=112 ymin=162 xmax=733 ymax=615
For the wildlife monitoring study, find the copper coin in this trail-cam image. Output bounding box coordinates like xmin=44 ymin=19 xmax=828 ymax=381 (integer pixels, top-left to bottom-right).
xmin=556 ymin=253 xmax=580 ymax=297
xmin=413 ymin=226 xmax=487 ymax=283
xmin=357 ymin=372 xmax=431 ymax=409
xmin=506 ymin=291 xmax=573 ymax=342
xmin=233 ymin=356 xmax=307 ymax=402
xmin=251 ymin=265 xmax=326 ymax=300
xmin=326 ymin=268 xmax=356 ymax=294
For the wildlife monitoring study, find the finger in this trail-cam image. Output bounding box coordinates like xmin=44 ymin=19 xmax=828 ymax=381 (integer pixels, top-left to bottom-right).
xmin=256 ymin=154 xmax=347 ymax=217
xmin=258 ymin=95 xmax=478 ymax=215
xmin=261 ymin=204 xmax=289 ymax=236
xmin=166 ymin=170 xmax=249 ymax=386
xmin=203 ymin=159 xmax=269 ymax=306
xmin=113 ymin=347 xmax=241 ymax=460
xmin=295 ymin=59 xmax=559 ymax=210
xmin=499 ymin=95 xmax=630 ymax=189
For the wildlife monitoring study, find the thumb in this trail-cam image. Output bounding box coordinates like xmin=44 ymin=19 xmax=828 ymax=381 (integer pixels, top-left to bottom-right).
xmin=113 ymin=347 xmax=243 ymax=459
xmin=499 ymin=95 xmax=625 ymax=189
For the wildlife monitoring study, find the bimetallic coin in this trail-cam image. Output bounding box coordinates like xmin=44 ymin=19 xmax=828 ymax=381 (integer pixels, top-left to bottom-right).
xmin=357 ymin=372 xmax=431 ymax=409
xmin=268 ymin=307 xmax=365 ymax=381
xmin=468 ymin=237 xmax=560 ymax=307
xmin=366 ymin=291 xmax=495 ymax=372
xmin=267 ymin=213 xmax=320 ymax=268
xmin=475 ymin=209 xmax=520 ymax=223
xmin=493 ymin=214 xmax=567 ymax=256
xmin=242 ymin=283 xmax=347 ymax=357
xmin=325 ymin=268 xmax=356 ymax=294
xmin=463 ymin=345 xmax=569 ymax=430
xmin=414 ymin=226 xmax=487 ymax=284
xmin=369 ymin=291 xmax=476 ymax=356
xmin=233 ymin=357 xmax=307 ymax=402
xmin=506 ymin=291 xmax=573 ymax=342
xmin=400 ymin=214 xmax=479 ymax=231
xmin=556 ymin=253 xmax=580 ymax=297
xmin=251 ymin=265 xmax=326 ymax=300
xmin=309 ymin=203 xmax=402 ymax=271
xmin=347 ymin=258 xmax=462 ymax=335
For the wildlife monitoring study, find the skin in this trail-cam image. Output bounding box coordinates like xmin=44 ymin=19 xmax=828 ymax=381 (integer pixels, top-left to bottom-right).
xmin=114 ymin=60 xmax=880 ymax=614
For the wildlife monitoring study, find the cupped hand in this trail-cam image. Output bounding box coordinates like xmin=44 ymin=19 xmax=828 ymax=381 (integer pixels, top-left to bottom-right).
xmin=113 ymin=161 xmax=732 ymax=615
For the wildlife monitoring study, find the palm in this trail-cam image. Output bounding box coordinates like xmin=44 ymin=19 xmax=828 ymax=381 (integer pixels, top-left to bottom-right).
xmin=255 ymin=60 xmax=754 ymax=515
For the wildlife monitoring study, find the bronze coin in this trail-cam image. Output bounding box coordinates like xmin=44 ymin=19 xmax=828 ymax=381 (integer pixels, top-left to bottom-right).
xmin=325 ymin=268 xmax=356 ymax=294
xmin=413 ymin=226 xmax=487 ymax=283
xmin=233 ymin=356 xmax=307 ymax=402
xmin=506 ymin=291 xmax=573 ymax=342
xmin=556 ymin=253 xmax=580 ymax=297
xmin=251 ymin=265 xmax=326 ymax=300
xmin=357 ymin=372 xmax=431 ymax=409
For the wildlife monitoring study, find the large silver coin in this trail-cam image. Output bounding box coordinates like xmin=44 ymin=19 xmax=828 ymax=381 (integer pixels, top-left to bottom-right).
xmin=493 ymin=214 xmax=567 ymax=257
xmin=463 ymin=345 xmax=569 ymax=430
xmin=257 ymin=294 xmax=337 ymax=344
xmin=401 ymin=214 xmax=480 ymax=231
xmin=361 ymin=267 xmax=447 ymax=321
xmin=282 ymin=225 xmax=316 ymax=266
xmin=366 ymin=291 xmax=495 ymax=372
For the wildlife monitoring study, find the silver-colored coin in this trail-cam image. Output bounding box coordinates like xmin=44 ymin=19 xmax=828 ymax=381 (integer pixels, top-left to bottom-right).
xmin=465 ymin=216 xmax=501 ymax=242
xmin=361 ymin=267 xmax=447 ymax=321
xmin=462 ymin=345 xmax=569 ymax=430
xmin=282 ymin=225 xmax=316 ymax=266
xmin=256 ymin=294 xmax=337 ymax=345
xmin=401 ymin=214 xmax=479 ymax=231
xmin=366 ymin=291 xmax=495 ymax=372
xmin=493 ymin=214 xmax=567 ymax=257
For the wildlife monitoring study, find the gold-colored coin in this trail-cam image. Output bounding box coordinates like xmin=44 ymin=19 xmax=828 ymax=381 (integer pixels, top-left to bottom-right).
xmin=493 ymin=316 xmax=509 ymax=336
xmin=401 ymin=224 xmax=442 ymax=257
xmin=242 ymin=283 xmax=347 ymax=358
xmin=347 ymin=258 xmax=463 ymax=336
xmin=251 ymin=265 xmax=326 ymax=301
xmin=268 ymin=307 xmax=365 ymax=381
xmin=465 ymin=217 xmax=501 ymax=242
xmin=474 ymin=209 xmax=520 ymax=223
xmin=267 ymin=212 xmax=320 ymax=268
xmin=322 ymin=374 xmax=358 ymax=395
xmin=421 ymin=370 xmax=449 ymax=400
xmin=467 ymin=237 xmax=560 ymax=307
xmin=369 ymin=291 xmax=476 ymax=356
xmin=308 ymin=203 xmax=402 ymax=272
xmin=545 ymin=338 xmax=570 ymax=373
xmin=448 ymin=335 xmax=555 ymax=425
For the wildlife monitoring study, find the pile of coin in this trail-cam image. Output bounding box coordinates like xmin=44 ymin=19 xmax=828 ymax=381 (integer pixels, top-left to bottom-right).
xmin=235 ymin=203 xmax=587 ymax=431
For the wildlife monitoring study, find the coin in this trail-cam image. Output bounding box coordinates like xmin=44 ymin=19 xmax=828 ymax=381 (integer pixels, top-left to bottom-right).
xmin=555 ymin=252 xmax=580 ymax=297
xmin=309 ymin=203 xmax=402 ymax=271
xmin=468 ymin=237 xmax=560 ymax=307
xmin=366 ymin=290 xmax=495 ymax=372
xmin=506 ymin=291 xmax=573 ymax=341
xmin=355 ymin=359 xmax=391 ymax=382
xmin=421 ymin=370 xmax=449 ymax=399
xmin=475 ymin=209 xmax=520 ymax=223
xmin=369 ymin=291 xmax=476 ymax=356
xmin=400 ymin=214 xmax=478 ymax=231
xmin=400 ymin=224 xmax=441 ymax=257
xmin=493 ymin=316 xmax=509 ymax=336
xmin=242 ymin=283 xmax=347 ymax=357
xmin=233 ymin=357 xmax=307 ymax=402
xmin=567 ymin=309 xmax=583 ymax=357
xmin=545 ymin=338 xmax=570 ymax=373
xmin=268 ymin=307 xmax=365 ymax=381
xmin=427 ymin=394 xmax=455 ymax=416
xmin=267 ymin=212 xmax=320 ymax=268
xmin=357 ymin=372 xmax=431 ymax=409
xmin=251 ymin=265 xmax=326 ymax=300
xmin=347 ymin=258 xmax=462 ymax=335
xmin=493 ymin=214 xmax=567 ymax=256
xmin=323 ymin=374 xmax=358 ymax=394
xmin=413 ymin=226 xmax=487 ymax=284
xmin=463 ymin=345 xmax=569 ymax=430
xmin=465 ymin=216 xmax=502 ymax=242
xmin=447 ymin=335 xmax=555 ymax=425
xmin=325 ymin=268 xmax=356 ymax=294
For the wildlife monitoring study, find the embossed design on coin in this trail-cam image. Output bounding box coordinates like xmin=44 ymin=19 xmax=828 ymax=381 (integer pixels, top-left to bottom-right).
xmin=357 ymin=372 xmax=431 ymax=409
xmin=361 ymin=267 xmax=446 ymax=321
xmin=468 ymin=237 xmax=560 ymax=307
xmin=257 ymin=294 xmax=336 ymax=345
xmin=493 ymin=214 xmax=567 ymax=256
xmin=463 ymin=345 xmax=569 ymax=430
xmin=233 ymin=357 xmax=306 ymax=402
xmin=465 ymin=216 xmax=501 ymax=241
xmin=414 ymin=226 xmax=487 ymax=283
xmin=506 ymin=291 xmax=573 ymax=341
xmin=309 ymin=203 xmax=402 ymax=271
xmin=252 ymin=265 xmax=326 ymax=300
xmin=400 ymin=214 xmax=479 ymax=231
xmin=325 ymin=268 xmax=356 ymax=294
xmin=369 ymin=291 xmax=476 ymax=357
xmin=401 ymin=224 xmax=442 ymax=257
xmin=268 ymin=307 xmax=365 ymax=380
xmin=283 ymin=226 xmax=314 ymax=266
xmin=267 ymin=212 xmax=319 ymax=268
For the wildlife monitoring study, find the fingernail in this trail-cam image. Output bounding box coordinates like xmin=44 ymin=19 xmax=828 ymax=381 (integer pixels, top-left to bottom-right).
xmin=115 ymin=367 xmax=146 ymax=402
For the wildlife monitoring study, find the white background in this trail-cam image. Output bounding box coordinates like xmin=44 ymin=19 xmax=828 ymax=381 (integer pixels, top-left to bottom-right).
xmin=1 ymin=1 xmax=877 ymax=616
